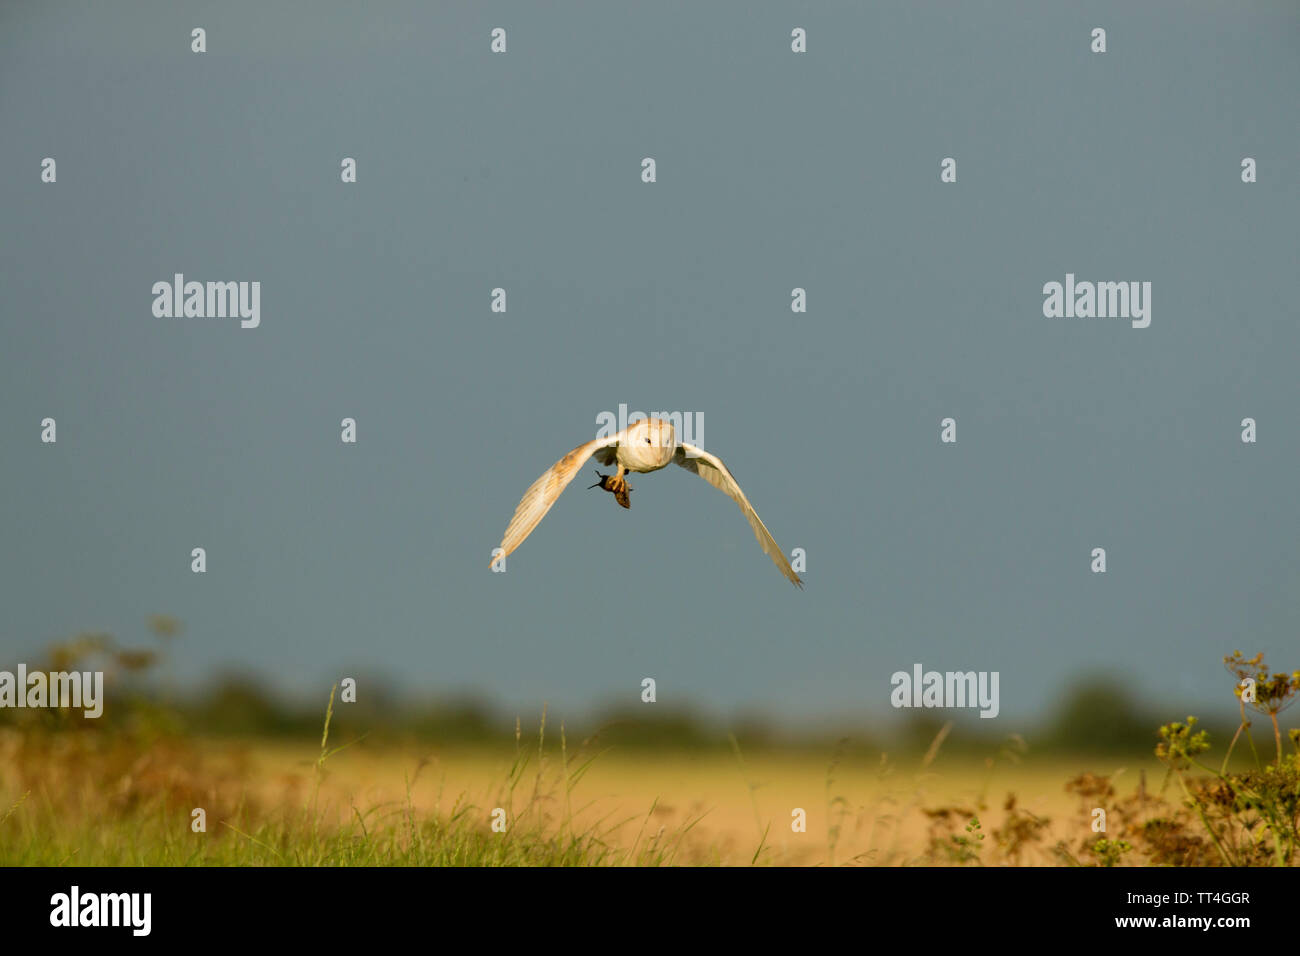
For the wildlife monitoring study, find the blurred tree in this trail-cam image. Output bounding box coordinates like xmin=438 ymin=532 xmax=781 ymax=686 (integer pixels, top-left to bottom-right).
xmin=1041 ymin=677 xmax=1155 ymax=753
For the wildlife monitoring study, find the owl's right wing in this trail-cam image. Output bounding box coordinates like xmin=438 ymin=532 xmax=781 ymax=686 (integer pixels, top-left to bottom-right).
xmin=491 ymin=434 xmax=622 ymax=565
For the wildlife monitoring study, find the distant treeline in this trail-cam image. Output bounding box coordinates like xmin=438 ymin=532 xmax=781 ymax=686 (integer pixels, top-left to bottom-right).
xmin=4 ymin=625 xmax=1253 ymax=755
xmin=0 ymin=667 xmax=1239 ymax=756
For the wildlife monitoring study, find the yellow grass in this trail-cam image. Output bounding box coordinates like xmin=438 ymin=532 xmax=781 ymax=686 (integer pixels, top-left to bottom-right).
xmin=227 ymin=739 xmax=1139 ymax=865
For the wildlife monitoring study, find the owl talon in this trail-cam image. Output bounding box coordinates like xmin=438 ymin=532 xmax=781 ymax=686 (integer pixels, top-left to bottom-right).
xmin=587 ymin=471 xmax=632 ymax=509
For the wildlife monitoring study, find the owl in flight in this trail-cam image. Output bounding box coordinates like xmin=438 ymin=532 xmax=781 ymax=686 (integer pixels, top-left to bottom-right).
xmin=492 ymin=417 xmax=802 ymax=587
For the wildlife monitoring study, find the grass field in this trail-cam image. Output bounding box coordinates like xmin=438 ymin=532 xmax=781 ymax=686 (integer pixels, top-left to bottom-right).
xmin=3 ymin=644 xmax=1297 ymax=866
xmin=226 ymin=740 xmax=1133 ymax=866
xmin=0 ymin=712 xmax=1265 ymax=866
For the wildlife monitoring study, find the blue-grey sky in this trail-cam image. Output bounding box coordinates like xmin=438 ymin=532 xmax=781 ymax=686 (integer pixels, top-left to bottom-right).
xmin=3 ymin=1 xmax=1297 ymax=728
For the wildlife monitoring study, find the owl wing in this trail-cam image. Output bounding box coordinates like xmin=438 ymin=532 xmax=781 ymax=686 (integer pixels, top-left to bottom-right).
xmin=673 ymin=443 xmax=803 ymax=588
xmin=492 ymin=433 xmax=622 ymax=565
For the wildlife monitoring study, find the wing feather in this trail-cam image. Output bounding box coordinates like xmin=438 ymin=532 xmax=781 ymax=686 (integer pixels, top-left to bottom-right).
xmin=492 ymin=435 xmax=619 ymax=564
xmin=674 ymin=443 xmax=803 ymax=588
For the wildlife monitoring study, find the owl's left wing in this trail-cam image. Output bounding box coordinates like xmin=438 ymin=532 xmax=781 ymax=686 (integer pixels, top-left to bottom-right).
xmin=674 ymin=443 xmax=803 ymax=588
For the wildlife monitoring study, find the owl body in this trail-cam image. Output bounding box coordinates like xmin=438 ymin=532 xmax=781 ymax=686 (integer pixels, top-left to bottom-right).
xmin=615 ymin=417 xmax=679 ymax=473
xmin=493 ymin=414 xmax=802 ymax=587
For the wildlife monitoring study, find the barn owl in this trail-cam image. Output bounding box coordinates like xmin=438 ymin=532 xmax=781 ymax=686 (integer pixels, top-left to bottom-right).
xmin=492 ymin=417 xmax=802 ymax=587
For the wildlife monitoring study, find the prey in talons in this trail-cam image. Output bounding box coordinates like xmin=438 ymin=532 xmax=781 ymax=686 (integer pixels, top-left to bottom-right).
xmin=587 ymin=469 xmax=632 ymax=509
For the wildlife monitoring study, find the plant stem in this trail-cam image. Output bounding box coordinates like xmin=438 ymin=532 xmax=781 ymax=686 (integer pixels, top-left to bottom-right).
xmin=1173 ymin=767 xmax=1234 ymax=867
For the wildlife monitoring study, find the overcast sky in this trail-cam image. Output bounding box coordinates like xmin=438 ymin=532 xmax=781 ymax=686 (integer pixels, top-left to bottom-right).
xmin=2 ymin=1 xmax=1297 ymax=729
